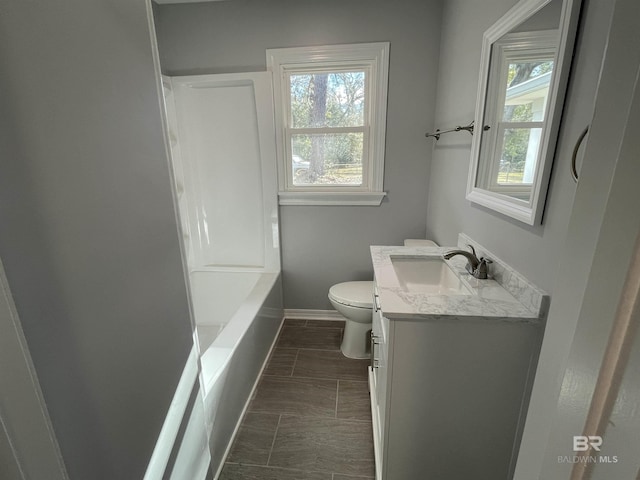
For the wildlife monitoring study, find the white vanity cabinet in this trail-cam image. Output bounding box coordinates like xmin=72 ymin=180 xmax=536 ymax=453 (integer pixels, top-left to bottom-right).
xmin=369 ymin=270 xmax=544 ymax=480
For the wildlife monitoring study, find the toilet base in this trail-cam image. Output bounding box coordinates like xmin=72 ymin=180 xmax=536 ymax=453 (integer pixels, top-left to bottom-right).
xmin=341 ymin=319 xmax=372 ymax=359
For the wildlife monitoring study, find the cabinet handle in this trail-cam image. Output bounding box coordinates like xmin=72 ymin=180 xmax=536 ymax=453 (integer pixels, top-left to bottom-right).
xmin=370 ymin=331 xmax=380 ymax=369
xmin=571 ymin=126 xmax=589 ymax=183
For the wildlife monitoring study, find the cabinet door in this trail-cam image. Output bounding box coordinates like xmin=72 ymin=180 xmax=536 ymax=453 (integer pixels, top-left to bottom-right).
xmin=370 ymin=289 xmax=389 ymax=479
xmin=371 ymin=306 xmax=384 ymax=432
xmin=375 ymin=318 xmax=388 ymax=446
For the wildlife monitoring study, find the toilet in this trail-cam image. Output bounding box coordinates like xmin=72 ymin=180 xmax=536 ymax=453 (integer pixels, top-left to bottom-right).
xmin=329 ymin=281 xmax=374 ymax=358
xmin=329 ymin=239 xmax=438 ymax=359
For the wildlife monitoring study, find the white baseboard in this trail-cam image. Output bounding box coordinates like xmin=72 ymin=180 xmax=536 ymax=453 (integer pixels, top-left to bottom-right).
xmin=284 ymin=309 xmax=345 ymax=321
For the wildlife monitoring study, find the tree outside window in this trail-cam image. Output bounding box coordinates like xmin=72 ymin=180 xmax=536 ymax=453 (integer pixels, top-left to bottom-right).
xmin=288 ymin=71 xmax=366 ymax=186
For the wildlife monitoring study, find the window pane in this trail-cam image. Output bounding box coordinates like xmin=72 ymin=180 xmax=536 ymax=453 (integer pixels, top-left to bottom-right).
xmin=503 ymin=61 xmax=553 ymax=122
xmin=291 ymin=133 xmax=363 ymax=186
xmin=290 ymin=72 xmax=365 ymax=128
xmin=496 ymin=127 xmax=542 ymax=185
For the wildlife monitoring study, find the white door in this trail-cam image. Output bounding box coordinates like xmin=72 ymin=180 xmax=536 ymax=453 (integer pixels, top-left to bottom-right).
xmin=0 ymin=259 xmax=68 ymax=480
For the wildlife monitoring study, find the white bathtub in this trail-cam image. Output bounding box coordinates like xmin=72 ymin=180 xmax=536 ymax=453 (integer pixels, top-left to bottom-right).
xmin=189 ymin=270 xmax=283 ymax=477
xmin=192 ymin=272 xmax=265 ymax=347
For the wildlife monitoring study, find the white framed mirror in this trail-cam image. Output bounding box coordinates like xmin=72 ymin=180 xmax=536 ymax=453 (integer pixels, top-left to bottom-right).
xmin=467 ymin=0 xmax=582 ymax=225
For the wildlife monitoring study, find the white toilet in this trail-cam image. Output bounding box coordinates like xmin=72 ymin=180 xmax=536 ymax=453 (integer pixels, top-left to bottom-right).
xmin=329 ymin=239 xmax=438 ymax=359
xmin=329 ymin=281 xmax=374 ymax=359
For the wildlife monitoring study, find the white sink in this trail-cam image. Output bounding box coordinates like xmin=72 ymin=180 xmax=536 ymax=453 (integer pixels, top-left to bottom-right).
xmin=390 ymin=256 xmax=472 ymax=295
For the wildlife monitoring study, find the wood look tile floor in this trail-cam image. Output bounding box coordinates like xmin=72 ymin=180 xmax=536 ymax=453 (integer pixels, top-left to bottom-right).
xmin=219 ymin=319 xmax=374 ymax=480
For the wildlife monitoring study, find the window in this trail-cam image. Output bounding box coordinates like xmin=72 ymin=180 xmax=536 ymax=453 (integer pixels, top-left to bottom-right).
xmin=478 ymin=31 xmax=557 ymax=201
xmin=267 ymin=43 xmax=389 ymax=205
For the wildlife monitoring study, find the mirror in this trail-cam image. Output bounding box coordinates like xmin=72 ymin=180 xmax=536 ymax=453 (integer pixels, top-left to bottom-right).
xmin=467 ymin=0 xmax=581 ymax=225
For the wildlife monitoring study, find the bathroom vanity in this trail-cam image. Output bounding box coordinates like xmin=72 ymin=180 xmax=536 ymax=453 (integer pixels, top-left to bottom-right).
xmin=369 ymin=235 xmax=548 ymax=480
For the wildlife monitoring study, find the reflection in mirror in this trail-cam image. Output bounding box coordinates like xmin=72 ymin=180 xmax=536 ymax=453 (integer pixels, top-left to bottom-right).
xmin=467 ymin=0 xmax=581 ymax=225
xmin=478 ymin=29 xmax=557 ymax=202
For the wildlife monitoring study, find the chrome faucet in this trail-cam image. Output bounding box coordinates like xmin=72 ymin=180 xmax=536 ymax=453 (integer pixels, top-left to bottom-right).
xmin=443 ymin=245 xmax=492 ymax=279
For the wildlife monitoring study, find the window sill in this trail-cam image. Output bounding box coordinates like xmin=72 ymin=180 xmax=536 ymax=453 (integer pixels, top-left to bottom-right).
xmin=278 ymin=191 xmax=386 ymax=206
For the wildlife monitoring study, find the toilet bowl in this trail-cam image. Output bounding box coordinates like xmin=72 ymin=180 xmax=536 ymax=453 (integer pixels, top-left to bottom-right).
xmin=329 ymin=240 xmax=439 ymax=359
xmin=328 ymin=281 xmax=374 ymax=359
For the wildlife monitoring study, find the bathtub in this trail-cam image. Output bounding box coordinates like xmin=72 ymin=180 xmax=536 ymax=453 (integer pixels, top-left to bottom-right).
xmin=190 ymin=270 xmax=283 ymax=477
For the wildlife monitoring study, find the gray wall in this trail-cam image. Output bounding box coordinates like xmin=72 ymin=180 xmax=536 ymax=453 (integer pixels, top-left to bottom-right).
xmin=513 ymin=0 xmax=562 ymax=32
xmin=0 ymin=425 xmax=22 ymax=480
xmin=154 ymin=0 xmax=442 ymax=309
xmin=426 ymin=0 xmax=614 ymax=296
xmin=0 ymin=1 xmax=193 ymax=478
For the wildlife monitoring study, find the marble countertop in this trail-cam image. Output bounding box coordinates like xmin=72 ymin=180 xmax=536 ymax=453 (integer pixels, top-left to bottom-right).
xmin=371 ymin=245 xmax=543 ymax=322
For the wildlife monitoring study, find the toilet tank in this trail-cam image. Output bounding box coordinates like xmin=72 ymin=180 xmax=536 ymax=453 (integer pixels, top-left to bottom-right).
xmin=403 ymin=239 xmax=438 ymax=247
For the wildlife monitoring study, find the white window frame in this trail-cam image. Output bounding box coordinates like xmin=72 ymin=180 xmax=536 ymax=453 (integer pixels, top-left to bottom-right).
xmin=267 ymin=43 xmax=389 ymax=206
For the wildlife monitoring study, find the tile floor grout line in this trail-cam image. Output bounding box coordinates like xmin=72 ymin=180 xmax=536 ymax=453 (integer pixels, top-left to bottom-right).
xmin=261 ymin=373 xmax=368 ymax=380
xmin=225 ymin=460 xmax=337 ymax=474
xmin=291 ymin=349 xmax=300 ymax=377
xmin=265 ymin=413 xmax=282 ymax=467
xmin=296 ymin=346 xmax=364 ymax=352
xmin=258 ymin=374 xmax=368 ymax=383
xmin=246 ymin=410 xmax=373 ymax=424
xmin=335 ymin=379 xmax=340 ymax=418
xmin=227 ymin=462 xmax=368 ymax=478
xmin=280 ymin=347 xmax=346 ymax=352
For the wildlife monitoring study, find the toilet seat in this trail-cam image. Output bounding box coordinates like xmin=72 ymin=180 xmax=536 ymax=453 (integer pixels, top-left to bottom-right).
xmin=328 ymin=281 xmax=373 ymax=309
